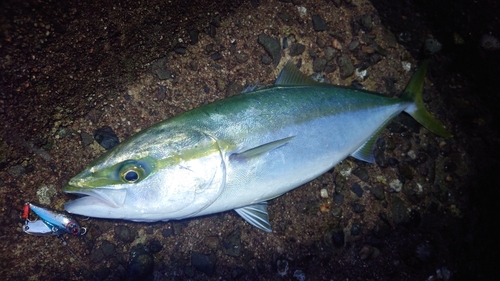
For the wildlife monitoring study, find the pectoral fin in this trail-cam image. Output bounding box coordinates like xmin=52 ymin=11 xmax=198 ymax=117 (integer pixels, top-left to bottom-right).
xmin=232 ymin=136 xmax=294 ymax=160
xmin=234 ymin=202 xmax=272 ymax=232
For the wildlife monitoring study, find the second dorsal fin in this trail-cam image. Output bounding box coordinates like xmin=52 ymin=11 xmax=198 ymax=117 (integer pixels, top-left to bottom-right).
xmin=275 ymin=61 xmax=324 ymax=86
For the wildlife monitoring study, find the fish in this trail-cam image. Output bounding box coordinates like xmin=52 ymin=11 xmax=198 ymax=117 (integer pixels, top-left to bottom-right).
xmin=22 ymin=202 xmax=86 ymax=236
xmin=63 ymin=60 xmax=451 ymax=232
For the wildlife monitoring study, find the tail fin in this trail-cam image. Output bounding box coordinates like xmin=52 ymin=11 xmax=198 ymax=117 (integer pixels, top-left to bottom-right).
xmin=402 ymin=60 xmax=452 ymax=137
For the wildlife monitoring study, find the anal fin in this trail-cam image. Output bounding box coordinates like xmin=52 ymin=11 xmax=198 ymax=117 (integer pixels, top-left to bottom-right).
xmin=234 ymin=202 xmax=272 ymax=232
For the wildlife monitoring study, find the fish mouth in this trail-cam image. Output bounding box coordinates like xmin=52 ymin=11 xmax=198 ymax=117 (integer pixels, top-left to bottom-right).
xmin=63 ymin=184 xmax=128 ymax=208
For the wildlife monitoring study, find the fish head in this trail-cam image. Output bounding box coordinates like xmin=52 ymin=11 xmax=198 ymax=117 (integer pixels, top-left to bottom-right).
xmin=63 ymin=126 xmax=226 ymax=221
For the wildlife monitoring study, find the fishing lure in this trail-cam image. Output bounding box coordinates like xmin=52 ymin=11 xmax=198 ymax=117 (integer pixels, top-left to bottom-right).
xmin=22 ymin=202 xmax=86 ymax=236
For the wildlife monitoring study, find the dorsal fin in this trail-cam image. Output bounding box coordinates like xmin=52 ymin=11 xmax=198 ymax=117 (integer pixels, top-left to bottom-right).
xmin=275 ymin=61 xmax=324 ymax=86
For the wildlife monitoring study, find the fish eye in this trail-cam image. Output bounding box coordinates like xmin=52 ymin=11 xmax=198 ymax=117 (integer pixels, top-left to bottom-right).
xmin=124 ymin=170 xmax=139 ymax=182
xmin=119 ymin=161 xmax=147 ymax=183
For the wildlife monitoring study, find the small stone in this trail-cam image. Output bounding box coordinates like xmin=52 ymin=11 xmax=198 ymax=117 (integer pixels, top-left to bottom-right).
xmin=359 ymin=245 xmax=374 ymax=260
xmin=351 ymin=202 xmax=365 ymax=213
xmin=216 ymin=78 xmax=226 ymax=91
xmin=312 ymin=57 xmax=327 ymax=72
xmin=191 ymin=252 xmax=216 ymax=276
xmin=7 ymin=165 xmax=25 ymax=178
xmin=278 ymin=12 xmax=292 ymax=24
xmin=261 ymin=54 xmax=273 ymax=65
xmin=312 ymin=15 xmax=329 ymax=31
xmin=258 ymin=34 xmax=281 ymax=66
xmin=101 ymin=240 xmax=116 ymax=256
xmin=337 ymin=54 xmax=354 ymax=78
xmin=360 ymin=14 xmax=373 ymax=32
xmin=94 ymin=126 xmax=119 ymax=150
xmin=348 ymin=40 xmax=360 ymax=51
xmin=114 ymin=225 xmax=134 ymax=243
xmin=128 ymin=246 xmax=154 ymax=281
xmin=391 ymin=196 xmax=409 ymax=225
xmin=235 ymin=52 xmax=249 ymax=63
xmin=277 ymin=259 xmax=289 ymax=276
xmin=350 ymin=222 xmax=361 ymax=236
xmin=151 ymin=57 xmax=171 ymax=80
xmin=350 ymin=183 xmax=364 ymax=198
xmin=371 ymin=184 xmax=386 ymax=200
xmin=223 ymin=229 xmax=241 ymax=257
xmin=80 ymin=132 xmax=93 ymax=146
xmin=353 ymin=167 xmax=369 ymax=182
xmin=174 ymin=47 xmax=186 ymax=55
xmin=289 ymin=43 xmax=306 ymax=56
xmin=210 ymin=52 xmax=223 ymax=60
xmin=147 ymin=239 xmax=163 ymax=253
xmin=324 ymin=46 xmax=336 ymax=61
xmin=189 ymin=30 xmax=199 ymax=45
xmin=204 ymin=236 xmax=220 ymax=250
xmin=320 ymin=188 xmax=329 ymax=198
xmin=480 ymin=34 xmax=500 ymax=51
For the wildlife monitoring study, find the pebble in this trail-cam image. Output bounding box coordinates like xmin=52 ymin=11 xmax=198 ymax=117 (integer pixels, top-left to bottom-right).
xmin=351 ymin=202 xmax=365 ymax=213
xmin=350 ymin=222 xmax=361 ymax=236
xmin=235 ymin=52 xmax=249 ymax=63
xmin=174 ymin=47 xmax=186 ymax=55
xmin=277 ymin=259 xmax=289 ymax=276
xmin=114 ymin=225 xmax=134 ymax=243
xmin=353 ymin=167 xmax=369 ymax=182
xmin=320 ymin=188 xmax=329 ymax=198
xmin=424 ymin=38 xmax=442 ymax=54
xmin=94 ymin=126 xmax=119 ymax=150
xmin=337 ymin=54 xmax=354 ymax=78
xmin=151 ymin=57 xmax=171 ymax=80
xmin=293 ymin=269 xmax=306 ymax=281
xmin=189 ymin=30 xmax=199 ymax=45
xmin=80 ymin=131 xmax=94 ymax=146
xmin=7 ymin=165 xmax=25 ymax=177
xmin=101 ymin=240 xmax=116 ymax=256
xmin=350 ymin=183 xmax=364 ymax=198
xmin=391 ymin=196 xmax=409 ymax=225
xmin=312 ymin=57 xmax=327 ymax=72
xmin=324 ymin=227 xmax=344 ymax=247
xmin=324 ymin=46 xmax=336 ymax=61
xmin=258 ymin=34 xmax=281 ymax=66
xmin=204 ymin=236 xmax=220 ymax=250
xmin=191 ymin=252 xmax=216 ymax=276
xmin=147 ymin=239 xmax=163 ymax=253
xmin=480 ymin=34 xmax=500 ymax=51
xmin=210 ymin=52 xmax=223 ymax=61
xmin=360 ymin=14 xmax=373 ymax=32
xmin=371 ymin=184 xmax=386 ymax=200
xmin=128 ymin=245 xmax=154 ymax=281
xmin=289 ymin=43 xmax=306 ymax=56
xmin=223 ymin=229 xmax=241 ymax=257
xmin=312 ymin=15 xmax=329 ymax=31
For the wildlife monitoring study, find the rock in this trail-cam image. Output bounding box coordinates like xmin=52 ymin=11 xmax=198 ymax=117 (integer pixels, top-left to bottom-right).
xmin=312 ymin=15 xmax=329 ymax=31
xmin=7 ymin=165 xmax=25 ymax=178
xmin=258 ymin=34 xmax=281 ymax=66
xmin=235 ymin=52 xmax=249 ymax=63
xmin=94 ymin=126 xmax=119 ymax=150
xmin=359 ymin=14 xmax=373 ymax=32
xmin=289 ymin=43 xmax=306 ymax=56
xmin=310 ymin=57 xmax=326 ymax=73
xmin=81 ymin=131 xmax=94 ymax=146
xmin=480 ymin=34 xmax=500 ymax=51
xmin=174 ymin=47 xmax=186 ymax=55
xmin=371 ymin=184 xmax=386 ymax=200
xmin=391 ymin=196 xmax=409 ymax=225
xmin=189 ymin=30 xmax=199 ymax=45
xmin=210 ymin=51 xmax=223 ymax=60
xmin=147 ymin=239 xmax=163 ymax=253
xmin=351 ymin=202 xmax=365 ymax=213
xmin=350 ymin=222 xmax=361 ymax=236
xmin=350 ymin=183 xmax=364 ymax=198
xmin=191 ymin=252 xmax=216 ymax=276
xmin=223 ymin=229 xmax=241 ymax=257
xmin=353 ymin=167 xmax=369 ymax=182
xmin=277 ymin=259 xmax=289 ymax=276
xmin=151 ymin=57 xmax=171 ymax=80
xmin=324 ymin=46 xmax=336 ymax=61
xmin=337 ymin=54 xmax=354 ymax=78
xmin=114 ymin=225 xmax=134 ymax=243
xmin=101 ymin=240 xmax=116 ymax=257
xmin=324 ymin=227 xmax=344 ymax=247
xmin=204 ymin=236 xmax=220 ymax=250
xmin=128 ymin=245 xmax=154 ymax=281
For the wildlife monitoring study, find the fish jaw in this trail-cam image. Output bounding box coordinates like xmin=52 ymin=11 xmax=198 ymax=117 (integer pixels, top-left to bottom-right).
xmin=64 ymin=194 xmax=133 ymax=220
